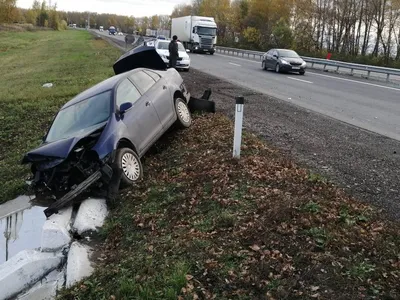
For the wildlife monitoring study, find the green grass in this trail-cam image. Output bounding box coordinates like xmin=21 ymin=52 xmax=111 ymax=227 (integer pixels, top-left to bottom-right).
xmin=0 ymin=30 xmax=121 ymax=203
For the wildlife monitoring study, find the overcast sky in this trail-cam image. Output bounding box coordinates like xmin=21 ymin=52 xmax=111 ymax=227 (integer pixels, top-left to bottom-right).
xmin=17 ymin=0 xmax=190 ymax=17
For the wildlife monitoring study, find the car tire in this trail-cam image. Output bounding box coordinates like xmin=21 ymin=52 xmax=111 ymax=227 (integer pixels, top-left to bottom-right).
xmin=275 ymin=64 xmax=281 ymax=73
xmin=210 ymin=52 xmax=214 ymax=55
xmin=299 ymin=70 xmax=305 ymax=75
xmin=115 ymin=148 xmax=143 ymax=186
xmin=175 ymin=98 xmax=192 ymax=128
xmin=262 ymin=60 xmax=267 ymax=70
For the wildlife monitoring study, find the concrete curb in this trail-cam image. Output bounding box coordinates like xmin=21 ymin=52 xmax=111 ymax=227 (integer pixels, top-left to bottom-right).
xmin=0 ymin=250 xmax=64 ymax=300
xmin=73 ymin=198 xmax=108 ymax=235
xmin=41 ymin=207 xmax=73 ymax=252
xmin=66 ymin=242 xmax=94 ymax=287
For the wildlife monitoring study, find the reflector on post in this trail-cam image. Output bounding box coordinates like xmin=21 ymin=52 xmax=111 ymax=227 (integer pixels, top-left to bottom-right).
xmin=233 ymin=96 xmax=244 ymax=159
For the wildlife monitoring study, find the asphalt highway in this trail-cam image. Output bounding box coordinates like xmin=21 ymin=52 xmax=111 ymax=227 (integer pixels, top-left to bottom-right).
xmin=189 ymin=52 xmax=400 ymax=141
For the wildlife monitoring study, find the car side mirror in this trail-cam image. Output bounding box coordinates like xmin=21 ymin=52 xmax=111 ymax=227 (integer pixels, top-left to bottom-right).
xmin=119 ymin=102 xmax=133 ymax=114
xmin=273 ymin=55 xmax=278 ymax=58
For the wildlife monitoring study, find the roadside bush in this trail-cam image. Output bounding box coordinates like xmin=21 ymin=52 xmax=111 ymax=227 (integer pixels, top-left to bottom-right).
xmin=59 ymin=20 xmax=67 ymax=30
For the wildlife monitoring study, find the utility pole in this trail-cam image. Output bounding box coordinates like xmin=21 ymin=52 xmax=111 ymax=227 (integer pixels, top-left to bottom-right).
xmin=88 ymin=12 xmax=90 ymax=29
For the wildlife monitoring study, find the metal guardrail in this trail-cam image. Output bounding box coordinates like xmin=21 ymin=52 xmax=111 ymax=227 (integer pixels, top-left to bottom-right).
xmin=216 ymin=46 xmax=400 ymax=82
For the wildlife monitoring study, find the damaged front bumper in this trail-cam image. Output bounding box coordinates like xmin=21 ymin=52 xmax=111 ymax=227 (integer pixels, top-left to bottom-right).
xmin=25 ymin=146 xmax=116 ymax=218
xmin=43 ymin=163 xmax=113 ymax=218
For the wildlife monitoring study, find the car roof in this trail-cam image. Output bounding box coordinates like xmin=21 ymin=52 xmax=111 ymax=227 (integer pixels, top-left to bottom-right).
xmin=276 ymin=49 xmax=297 ymax=52
xmin=61 ymin=68 xmax=145 ymax=109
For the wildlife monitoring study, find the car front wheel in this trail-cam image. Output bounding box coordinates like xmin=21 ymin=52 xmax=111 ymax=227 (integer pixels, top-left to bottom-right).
xmin=115 ymin=148 xmax=143 ymax=186
xmin=262 ymin=60 xmax=267 ymax=70
xmin=299 ymin=70 xmax=305 ymax=75
xmin=175 ymin=98 xmax=192 ymax=128
xmin=275 ymin=64 xmax=281 ymax=73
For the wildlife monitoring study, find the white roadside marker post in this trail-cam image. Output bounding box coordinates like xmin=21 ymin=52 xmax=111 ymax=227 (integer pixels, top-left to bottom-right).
xmin=233 ymin=96 xmax=244 ymax=159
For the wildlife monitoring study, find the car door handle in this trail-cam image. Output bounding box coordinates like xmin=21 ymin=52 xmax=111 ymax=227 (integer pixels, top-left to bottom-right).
xmin=145 ymin=101 xmax=151 ymax=106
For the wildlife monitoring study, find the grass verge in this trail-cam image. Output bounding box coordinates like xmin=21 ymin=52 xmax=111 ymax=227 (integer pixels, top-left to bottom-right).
xmin=0 ymin=29 xmax=121 ymax=203
xmin=58 ymin=114 xmax=400 ymax=299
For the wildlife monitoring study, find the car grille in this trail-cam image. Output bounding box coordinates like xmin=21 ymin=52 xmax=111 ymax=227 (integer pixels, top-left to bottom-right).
xmin=200 ymin=37 xmax=213 ymax=49
xmin=166 ymin=56 xmax=183 ymax=61
xmin=290 ymin=62 xmax=302 ymax=66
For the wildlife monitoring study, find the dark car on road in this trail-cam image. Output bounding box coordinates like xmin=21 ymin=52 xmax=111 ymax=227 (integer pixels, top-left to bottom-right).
xmin=108 ymin=26 xmax=117 ymax=35
xmin=261 ymin=49 xmax=307 ymax=75
xmin=22 ymin=46 xmax=192 ymax=217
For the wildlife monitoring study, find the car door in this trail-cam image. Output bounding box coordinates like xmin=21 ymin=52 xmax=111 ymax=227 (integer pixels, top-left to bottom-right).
xmin=265 ymin=50 xmax=272 ymax=68
xmin=116 ymin=77 xmax=162 ymax=155
xmin=144 ymin=70 xmax=175 ymax=128
xmin=128 ymin=71 xmax=165 ymax=152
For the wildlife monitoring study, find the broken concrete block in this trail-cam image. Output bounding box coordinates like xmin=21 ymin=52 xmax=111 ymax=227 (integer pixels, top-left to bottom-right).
xmin=41 ymin=207 xmax=73 ymax=252
xmin=17 ymin=268 xmax=66 ymax=300
xmin=73 ymin=198 xmax=108 ymax=235
xmin=66 ymin=242 xmax=94 ymax=288
xmin=0 ymin=250 xmax=64 ymax=300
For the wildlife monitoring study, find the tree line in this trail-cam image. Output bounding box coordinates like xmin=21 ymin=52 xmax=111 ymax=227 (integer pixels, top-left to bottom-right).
xmin=172 ymin=0 xmax=400 ymax=66
xmin=0 ymin=0 xmax=170 ymax=35
xmin=2 ymin=0 xmax=400 ymax=66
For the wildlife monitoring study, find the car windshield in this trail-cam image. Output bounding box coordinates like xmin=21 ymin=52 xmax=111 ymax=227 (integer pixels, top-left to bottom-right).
xmin=278 ymin=50 xmax=299 ymax=58
xmin=157 ymin=41 xmax=169 ymax=50
xmin=197 ymin=26 xmax=217 ymax=36
xmin=46 ymin=91 xmax=112 ymax=143
xmin=157 ymin=41 xmax=185 ymax=51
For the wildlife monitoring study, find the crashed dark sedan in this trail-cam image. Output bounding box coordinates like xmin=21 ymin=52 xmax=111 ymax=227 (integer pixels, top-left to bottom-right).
xmin=22 ymin=45 xmax=191 ymax=217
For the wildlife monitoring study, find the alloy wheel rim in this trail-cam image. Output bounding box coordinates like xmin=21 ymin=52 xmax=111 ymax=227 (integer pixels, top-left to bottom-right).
xmin=121 ymin=153 xmax=140 ymax=181
xmin=177 ymin=101 xmax=190 ymax=123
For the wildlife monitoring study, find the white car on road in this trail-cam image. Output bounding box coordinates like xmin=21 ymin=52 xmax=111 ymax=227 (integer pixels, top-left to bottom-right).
xmin=155 ymin=40 xmax=190 ymax=71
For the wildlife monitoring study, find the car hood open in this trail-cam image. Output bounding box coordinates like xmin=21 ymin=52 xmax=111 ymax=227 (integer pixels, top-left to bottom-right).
xmin=113 ymin=45 xmax=167 ymax=75
xmin=22 ymin=122 xmax=107 ymax=164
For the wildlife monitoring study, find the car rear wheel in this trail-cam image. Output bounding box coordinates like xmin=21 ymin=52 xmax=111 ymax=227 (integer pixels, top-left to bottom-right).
xmin=115 ymin=148 xmax=143 ymax=186
xmin=175 ymin=98 xmax=192 ymax=128
xmin=275 ymin=64 xmax=281 ymax=73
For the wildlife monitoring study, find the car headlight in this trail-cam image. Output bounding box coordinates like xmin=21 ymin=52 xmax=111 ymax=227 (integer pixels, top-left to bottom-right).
xmin=301 ymin=62 xmax=307 ymax=67
xmin=281 ymin=59 xmax=290 ymax=65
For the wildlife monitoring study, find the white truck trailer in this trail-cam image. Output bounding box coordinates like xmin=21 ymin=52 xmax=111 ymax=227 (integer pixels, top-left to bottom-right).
xmin=171 ymin=16 xmax=217 ymax=54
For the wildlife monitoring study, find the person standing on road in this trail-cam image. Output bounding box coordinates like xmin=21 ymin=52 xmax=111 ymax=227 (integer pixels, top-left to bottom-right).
xmin=169 ymin=35 xmax=179 ymax=69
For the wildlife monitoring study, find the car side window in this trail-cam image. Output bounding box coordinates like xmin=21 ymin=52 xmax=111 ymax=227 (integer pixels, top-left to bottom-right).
xmin=144 ymin=70 xmax=161 ymax=82
xmin=116 ymin=79 xmax=141 ymax=107
xmin=129 ymin=71 xmax=156 ymax=94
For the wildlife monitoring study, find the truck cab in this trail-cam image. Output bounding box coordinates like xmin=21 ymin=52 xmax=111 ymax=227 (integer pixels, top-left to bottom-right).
xmin=190 ymin=17 xmax=217 ymax=54
xmin=171 ymin=16 xmax=217 ymax=55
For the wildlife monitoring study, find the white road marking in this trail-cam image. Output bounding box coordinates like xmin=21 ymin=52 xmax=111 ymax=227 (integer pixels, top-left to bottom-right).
xmin=229 ymin=62 xmax=241 ymax=67
xmin=308 ymin=72 xmax=400 ymax=91
xmin=287 ymin=77 xmax=313 ymax=84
